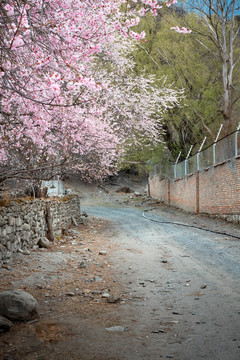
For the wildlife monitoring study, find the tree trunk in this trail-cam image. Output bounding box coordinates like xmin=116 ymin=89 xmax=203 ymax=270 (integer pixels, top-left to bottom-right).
xmin=222 ymin=17 xmax=234 ymax=134
xmin=45 ymin=203 xmax=54 ymax=241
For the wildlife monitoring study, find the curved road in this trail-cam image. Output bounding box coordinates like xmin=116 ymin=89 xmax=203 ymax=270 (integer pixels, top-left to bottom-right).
xmin=83 ymin=203 xmax=240 ymax=360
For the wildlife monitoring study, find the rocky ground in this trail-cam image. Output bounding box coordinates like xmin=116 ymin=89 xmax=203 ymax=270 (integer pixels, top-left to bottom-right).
xmin=0 ymin=175 xmax=240 ymax=360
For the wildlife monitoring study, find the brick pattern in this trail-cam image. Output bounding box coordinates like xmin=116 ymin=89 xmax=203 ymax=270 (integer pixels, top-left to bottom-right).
xmin=149 ymin=176 xmax=169 ymax=203
xmin=199 ymin=158 xmax=240 ymax=214
xmin=170 ymin=174 xmax=197 ymax=213
xmin=149 ymin=156 xmax=240 ymax=218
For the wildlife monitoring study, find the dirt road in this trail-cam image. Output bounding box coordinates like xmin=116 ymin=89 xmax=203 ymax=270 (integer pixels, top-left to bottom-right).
xmin=82 ymin=201 xmax=240 ymax=360
xmin=0 ymin=181 xmax=240 ymax=360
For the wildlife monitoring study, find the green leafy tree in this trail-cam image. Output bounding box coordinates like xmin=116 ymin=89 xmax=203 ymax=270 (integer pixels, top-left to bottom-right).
xmin=131 ymin=8 xmax=238 ymax=161
xmin=177 ymin=0 xmax=240 ymax=134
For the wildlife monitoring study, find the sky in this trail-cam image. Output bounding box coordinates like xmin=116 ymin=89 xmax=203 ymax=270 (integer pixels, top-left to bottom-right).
xmin=179 ymin=0 xmax=240 ymax=16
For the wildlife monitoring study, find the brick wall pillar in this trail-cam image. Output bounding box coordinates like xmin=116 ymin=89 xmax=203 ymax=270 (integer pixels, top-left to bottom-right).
xmin=196 ymin=171 xmax=199 ymax=214
xmin=168 ymin=179 xmax=171 ymax=204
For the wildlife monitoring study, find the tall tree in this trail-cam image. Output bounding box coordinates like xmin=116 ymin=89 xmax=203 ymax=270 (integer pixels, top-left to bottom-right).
xmin=181 ymin=0 xmax=240 ymax=134
xmin=132 ymin=10 xmax=224 ymax=159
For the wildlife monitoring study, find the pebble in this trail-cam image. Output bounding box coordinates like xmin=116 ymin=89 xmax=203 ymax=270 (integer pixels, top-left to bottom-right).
xmin=152 ymin=329 xmax=165 ymax=333
xmin=105 ymin=326 xmax=125 ymax=332
xmin=83 ymin=289 xmax=91 ymax=295
xmin=2 ymin=264 xmax=11 ymax=270
xmin=23 ymin=249 xmax=31 ymax=255
xmin=66 ymin=292 xmax=75 ymax=297
xmin=79 ymin=261 xmax=88 ymax=269
xmin=99 ymin=251 xmax=107 ymax=255
xmin=161 ymin=259 xmax=168 ymax=263
xmin=107 ymin=295 xmax=121 ymax=303
xmin=200 ymin=284 xmax=207 ymax=289
xmin=94 ymin=276 xmax=103 ymax=283
xmin=102 ymin=293 xmax=110 ymax=298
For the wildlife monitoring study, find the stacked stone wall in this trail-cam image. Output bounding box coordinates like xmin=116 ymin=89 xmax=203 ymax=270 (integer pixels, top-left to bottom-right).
xmin=0 ymin=195 xmax=80 ymax=268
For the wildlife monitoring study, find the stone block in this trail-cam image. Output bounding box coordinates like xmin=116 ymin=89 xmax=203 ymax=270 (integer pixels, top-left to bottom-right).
xmin=8 ymin=217 xmax=15 ymax=226
xmin=15 ymin=217 xmax=23 ymax=227
xmin=1 ymin=229 xmax=7 ymax=238
xmin=5 ymin=227 xmax=12 ymax=235
xmin=22 ymin=223 xmax=30 ymax=231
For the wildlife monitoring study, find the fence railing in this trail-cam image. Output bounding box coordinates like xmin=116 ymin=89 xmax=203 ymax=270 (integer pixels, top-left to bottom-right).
xmin=150 ymin=127 xmax=240 ymax=179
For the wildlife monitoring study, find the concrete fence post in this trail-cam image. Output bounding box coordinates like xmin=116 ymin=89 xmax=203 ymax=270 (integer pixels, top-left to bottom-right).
xmin=235 ymin=124 xmax=240 ymax=157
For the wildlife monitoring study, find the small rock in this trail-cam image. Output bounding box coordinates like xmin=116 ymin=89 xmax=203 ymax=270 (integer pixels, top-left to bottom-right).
xmin=161 ymin=259 xmax=168 ymax=263
xmin=79 ymin=261 xmax=88 ymax=269
xmin=83 ymin=289 xmax=91 ymax=295
xmin=66 ymin=292 xmax=75 ymax=297
xmin=200 ymin=284 xmax=207 ymax=289
xmin=36 ymin=284 xmax=43 ymax=289
xmin=99 ymin=251 xmax=107 ymax=255
xmin=72 ymin=216 xmax=78 ymax=226
xmin=0 ymin=315 xmax=13 ymax=333
xmin=102 ymin=293 xmax=110 ymax=298
xmin=105 ymin=326 xmax=125 ymax=332
xmin=152 ymin=329 xmax=165 ymax=333
xmin=65 ymin=188 xmax=73 ymax=195
xmin=166 ymin=356 xmax=174 ymax=359
xmin=38 ymin=237 xmax=50 ymax=249
xmin=2 ymin=264 xmax=11 ymax=270
xmin=23 ymin=249 xmax=30 ymax=255
xmin=116 ymin=186 xmax=132 ymax=194
xmin=94 ymin=276 xmax=103 ymax=283
xmin=134 ymin=191 xmax=141 ymax=196
xmin=107 ymin=295 xmax=121 ymax=303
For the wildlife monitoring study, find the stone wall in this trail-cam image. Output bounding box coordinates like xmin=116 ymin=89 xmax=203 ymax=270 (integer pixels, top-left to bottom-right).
xmin=0 ymin=195 xmax=81 ymax=268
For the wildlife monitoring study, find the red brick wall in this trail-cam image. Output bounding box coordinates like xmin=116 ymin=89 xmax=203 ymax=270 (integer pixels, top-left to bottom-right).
xmin=170 ymin=173 xmax=197 ymax=213
xmin=149 ymin=156 xmax=240 ymax=215
xmin=149 ymin=175 xmax=169 ymax=203
xmin=199 ymin=158 xmax=240 ymax=214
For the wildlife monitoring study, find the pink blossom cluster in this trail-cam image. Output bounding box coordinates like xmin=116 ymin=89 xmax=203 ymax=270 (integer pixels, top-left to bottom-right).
xmin=166 ymin=0 xmax=178 ymax=7
xmin=0 ymin=0 xmax=185 ymax=181
xmin=171 ymin=26 xmax=192 ymax=34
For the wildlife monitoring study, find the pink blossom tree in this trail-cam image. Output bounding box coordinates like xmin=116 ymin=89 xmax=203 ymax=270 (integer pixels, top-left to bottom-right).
xmin=0 ymin=0 xmax=182 ymax=184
